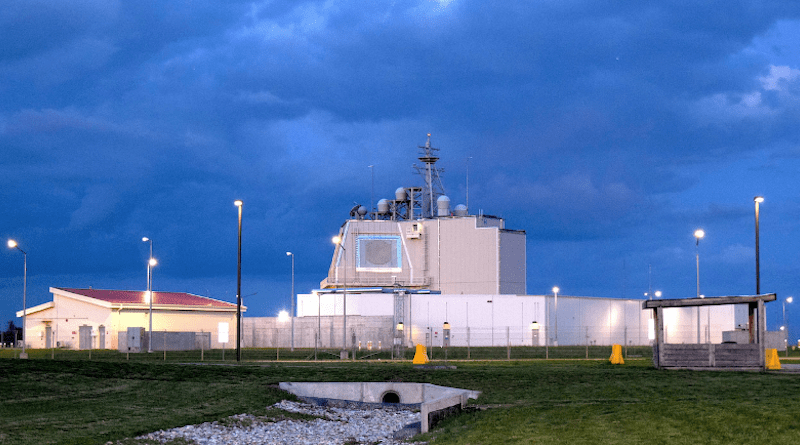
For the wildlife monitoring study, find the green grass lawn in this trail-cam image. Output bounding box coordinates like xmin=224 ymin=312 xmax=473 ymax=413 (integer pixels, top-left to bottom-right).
xmin=1 ymin=351 xmax=799 ymax=444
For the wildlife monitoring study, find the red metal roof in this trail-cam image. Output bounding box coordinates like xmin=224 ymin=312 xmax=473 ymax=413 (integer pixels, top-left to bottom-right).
xmin=56 ymin=288 xmax=237 ymax=308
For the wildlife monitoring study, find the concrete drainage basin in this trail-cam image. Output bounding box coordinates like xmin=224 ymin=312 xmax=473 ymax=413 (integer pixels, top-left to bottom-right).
xmin=279 ymin=382 xmax=480 ymax=434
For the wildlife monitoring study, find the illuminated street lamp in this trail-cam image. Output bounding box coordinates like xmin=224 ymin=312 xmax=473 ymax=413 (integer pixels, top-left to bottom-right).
xmin=694 ymin=229 xmax=705 ymax=344
xmin=146 ymin=257 xmax=157 ymax=352
xmin=694 ymin=229 xmax=705 ymax=298
xmin=784 ymin=296 xmax=793 ymax=357
xmin=552 ymin=286 xmax=560 ymax=347
xmin=235 ymin=200 xmax=243 ymax=362
xmin=7 ymin=239 xmax=28 ymax=359
xmin=142 ymin=237 xmax=156 ymax=353
xmin=332 ymin=235 xmax=347 ymax=358
xmin=754 ymin=196 xmax=764 ymax=294
xmin=286 ymin=252 xmax=295 ymax=351
xmin=645 ymin=290 xmax=662 ymax=300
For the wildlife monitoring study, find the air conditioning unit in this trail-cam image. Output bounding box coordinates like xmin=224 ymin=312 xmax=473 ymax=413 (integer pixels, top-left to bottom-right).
xmin=127 ymin=327 xmax=145 ymax=353
xmin=406 ymin=223 xmax=422 ymax=239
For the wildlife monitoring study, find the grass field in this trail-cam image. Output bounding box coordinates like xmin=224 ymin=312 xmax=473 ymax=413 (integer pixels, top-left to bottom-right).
xmin=1 ymin=350 xmax=799 ymax=444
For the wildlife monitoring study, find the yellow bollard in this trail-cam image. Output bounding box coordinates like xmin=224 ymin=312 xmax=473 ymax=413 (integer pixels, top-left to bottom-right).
xmin=766 ymin=348 xmax=781 ymax=370
xmin=413 ymin=344 xmax=430 ymax=364
xmin=609 ymin=344 xmax=624 ymax=365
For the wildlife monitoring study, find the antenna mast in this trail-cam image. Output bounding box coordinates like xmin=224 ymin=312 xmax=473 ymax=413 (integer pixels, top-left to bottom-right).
xmin=413 ymin=133 xmax=446 ymax=218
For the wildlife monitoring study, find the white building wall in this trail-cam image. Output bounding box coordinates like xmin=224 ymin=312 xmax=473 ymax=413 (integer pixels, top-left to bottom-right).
xmin=498 ymin=230 xmax=526 ymax=295
xmin=435 ymin=218 xmax=501 ymax=294
xmin=405 ymin=294 xmax=546 ymax=347
xmin=324 ymin=216 xmax=526 ymax=295
xmin=297 ymin=292 xmax=746 ymax=347
xmin=21 ymin=291 xmax=240 ymax=350
xmin=660 ymin=305 xmax=736 ymax=344
xmin=298 ymin=292 xmax=659 ymax=346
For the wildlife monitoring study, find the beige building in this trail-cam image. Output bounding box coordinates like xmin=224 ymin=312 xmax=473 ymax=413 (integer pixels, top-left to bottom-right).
xmin=322 ymin=215 xmax=526 ymax=295
xmin=18 ymin=287 xmax=242 ymax=350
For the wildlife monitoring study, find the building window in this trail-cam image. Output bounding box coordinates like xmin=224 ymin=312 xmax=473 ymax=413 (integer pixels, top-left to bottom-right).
xmin=356 ymin=235 xmax=402 ymax=272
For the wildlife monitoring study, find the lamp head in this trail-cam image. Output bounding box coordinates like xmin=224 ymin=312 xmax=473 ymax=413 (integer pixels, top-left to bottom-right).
xmin=234 ymin=200 xmax=243 ymax=207
xmin=332 ymin=236 xmax=342 ymax=245
xmin=286 ymin=251 xmax=292 ymax=256
xmin=754 ymin=196 xmax=764 ymax=203
xmin=788 ymin=297 xmax=794 ymax=304
xmin=552 ymin=286 xmax=560 ymax=294
xmin=148 ymin=258 xmax=158 ymax=267
xmin=7 ymin=239 xmax=17 ymax=249
xmin=694 ymin=229 xmax=705 ymax=240
xmin=142 ymin=237 xmax=149 ymax=242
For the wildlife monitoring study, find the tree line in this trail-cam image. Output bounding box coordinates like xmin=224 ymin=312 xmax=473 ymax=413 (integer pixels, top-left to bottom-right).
xmin=2 ymin=321 xmax=21 ymax=347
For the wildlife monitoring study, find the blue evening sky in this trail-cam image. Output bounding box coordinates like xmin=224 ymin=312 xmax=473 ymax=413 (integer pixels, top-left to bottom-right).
xmin=2 ymin=1 xmax=800 ymax=341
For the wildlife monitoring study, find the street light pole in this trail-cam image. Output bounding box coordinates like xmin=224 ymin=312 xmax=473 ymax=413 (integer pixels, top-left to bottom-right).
xmin=286 ymin=252 xmax=295 ymax=351
xmin=694 ymin=229 xmax=705 ymax=344
xmin=142 ymin=237 xmax=155 ymax=353
xmin=7 ymin=240 xmax=27 ymax=359
xmin=784 ymin=296 xmax=793 ymax=357
xmin=754 ymin=197 xmax=764 ymax=295
xmin=235 ymin=200 xmax=243 ymax=362
xmin=332 ymin=236 xmax=347 ymax=358
xmin=552 ymin=286 xmax=559 ymax=347
xmin=694 ymin=229 xmax=705 ymax=299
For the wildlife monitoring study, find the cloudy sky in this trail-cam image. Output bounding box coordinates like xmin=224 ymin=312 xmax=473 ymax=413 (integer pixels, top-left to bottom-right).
xmin=3 ymin=1 xmax=800 ymax=341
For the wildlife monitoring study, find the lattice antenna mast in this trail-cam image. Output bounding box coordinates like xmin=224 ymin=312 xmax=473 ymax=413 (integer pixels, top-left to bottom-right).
xmin=413 ymin=133 xmax=446 ymax=218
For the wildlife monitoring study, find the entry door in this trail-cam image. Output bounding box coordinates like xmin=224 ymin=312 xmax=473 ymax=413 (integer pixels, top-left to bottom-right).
xmin=98 ymin=326 xmax=105 ymax=349
xmin=79 ymin=325 xmax=92 ymax=350
xmin=45 ymin=326 xmax=52 ymax=349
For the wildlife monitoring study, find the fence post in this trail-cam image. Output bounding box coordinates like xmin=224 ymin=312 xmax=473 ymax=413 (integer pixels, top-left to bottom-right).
xmin=507 ymin=327 xmax=511 ymax=360
xmin=545 ymin=326 xmax=549 ymax=359
xmin=467 ymin=327 xmax=471 ymax=359
xmin=624 ymin=326 xmax=628 ymax=358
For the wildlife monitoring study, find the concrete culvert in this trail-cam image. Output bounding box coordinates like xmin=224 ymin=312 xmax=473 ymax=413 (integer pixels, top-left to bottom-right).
xmin=382 ymin=391 xmax=401 ymax=404
xmin=279 ymin=382 xmax=481 ymax=433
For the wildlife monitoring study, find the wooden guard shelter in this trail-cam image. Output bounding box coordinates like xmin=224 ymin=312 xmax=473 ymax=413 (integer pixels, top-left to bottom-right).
xmin=643 ymin=294 xmax=776 ymax=370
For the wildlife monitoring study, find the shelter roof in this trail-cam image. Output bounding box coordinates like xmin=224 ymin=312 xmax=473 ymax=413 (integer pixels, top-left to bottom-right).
xmin=642 ymin=293 xmax=776 ymax=309
xmin=53 ymin=287 xmax=239 ymax=309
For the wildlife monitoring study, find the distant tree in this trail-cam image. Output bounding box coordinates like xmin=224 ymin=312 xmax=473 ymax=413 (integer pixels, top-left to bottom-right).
xmin=3 ymin=321 xmax=20 ymax=346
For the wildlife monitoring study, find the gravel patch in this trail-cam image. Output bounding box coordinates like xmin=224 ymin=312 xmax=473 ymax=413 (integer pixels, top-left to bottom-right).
xmin=133 ymin=400 xmax=426 ymax=445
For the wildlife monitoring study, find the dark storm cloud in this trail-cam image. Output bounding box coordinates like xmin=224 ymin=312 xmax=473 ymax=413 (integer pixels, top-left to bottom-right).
xmin=2 ymin=1 xmax=800 ymax=332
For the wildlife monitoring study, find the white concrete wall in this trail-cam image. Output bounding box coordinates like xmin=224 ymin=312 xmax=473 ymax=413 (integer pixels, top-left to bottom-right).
xmin=660 ymin=305 xmax=736 ymax=344
xmin=324 ymin=216 xmax=526 ymax=295
xmin=243 ymin=315 xmax=394 ymax=349
xmin=22 ymin=291 xmax=239 ymax=350
xmin=498 ymin=230 xmax=526 ymax=295
xmin=296 ymin=293 xmax=657 ymax=347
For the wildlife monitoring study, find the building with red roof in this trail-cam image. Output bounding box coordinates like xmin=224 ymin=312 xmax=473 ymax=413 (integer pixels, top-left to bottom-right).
xmin=18 ymin=287 xmax=244 ymax=350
